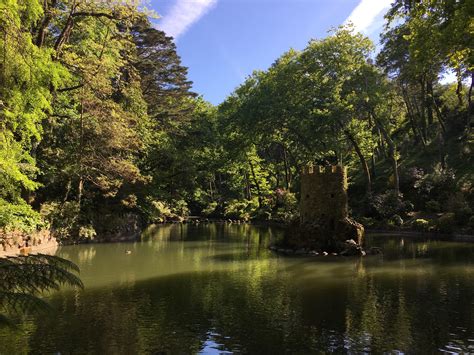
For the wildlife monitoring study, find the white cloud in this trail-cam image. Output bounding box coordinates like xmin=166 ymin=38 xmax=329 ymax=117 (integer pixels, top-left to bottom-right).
xmin=157 ymin=0 xmax=218 ymax=40
xmin=344 ymin=0 xmax=393 ymax=34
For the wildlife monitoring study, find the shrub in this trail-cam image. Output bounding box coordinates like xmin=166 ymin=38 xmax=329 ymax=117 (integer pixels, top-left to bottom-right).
xmin=170 ymin=199 xmax=190 ymax=218
xmin=202 ymin=201 xmax=218 ymax=217
xmin=224 ymin=200 xmax=248 ymax=220
xmin=359 ymin=216 xmax=376 ymax=228
xmin=469 ymin=216 xmax=474 ymax=230
xmin=0 ymin=198 xmax=43 ymax=233
xmin=78 ymin=225 xmax=97 ymax=240
xmin=224 ymin=199 xmax=258 ymax=221
xmin=145 ymin=199 xmax=190 ymax=222
xmin=253 ymin=208 xmax=272 ymax=221
xmin=435 ymin=213 xmax=456 ymax=233
xmin=275 ymin=189 xmax=296 ymax=207
xmin=444 ymin=192 xmax=472 ymax=224
xmin=121 ymin=194 xmax=138 ymax=208
xmin=367 ymin=190 xmax=413 ymax=218
xmin=400 ymin=167 xmax=425 ymax=190
xmin=412 ymin=219 xmax=429 ymax=231
xmin=389 ymin=214 xmax=404 ymax=226
xmin=445 ymin=191 xmax=468 ymax=210
xmin=149 ymin=200 xmax=173 ymax=223
xmin=463 ymin=182 xmax=474 ymax=209
xmin=274 ymin=209 xmax=299 ymax=223
xmin=415 ymin=164 xmax=457 ymax=206
xmin=274 ymin=189 xmax=298 ymax=222
xmin=455 ymin=206 xmax=473 ymax=225
xmin=41 ymin=201 xmax=81 ymax=240
xmin=425 ymin=200 xmax=441 ymax=212
xmin=399 ymin=167 xmax=425 ymax=208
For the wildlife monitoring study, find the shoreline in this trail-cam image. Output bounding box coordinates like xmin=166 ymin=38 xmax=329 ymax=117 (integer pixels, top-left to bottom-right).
xmin=73 ymin=223 xmax=474 ymax=244
xmin=2 ymin=223 xmax=473 ymax=257
xmin=366 ymin=229 xmax=474 ymax=242
xmin=0 ymin=236 xmax=58 ymax=257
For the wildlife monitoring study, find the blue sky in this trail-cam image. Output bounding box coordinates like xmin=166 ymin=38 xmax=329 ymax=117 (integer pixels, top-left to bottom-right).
xmin=151 ymin=0 xmax=393 ymax=104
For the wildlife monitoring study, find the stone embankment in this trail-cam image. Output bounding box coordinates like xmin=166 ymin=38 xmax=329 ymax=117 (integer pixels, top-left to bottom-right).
xmin=0 ymin=229 xmax=58 ymax=257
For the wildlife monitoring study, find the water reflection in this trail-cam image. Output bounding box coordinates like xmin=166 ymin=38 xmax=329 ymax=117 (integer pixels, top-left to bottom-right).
xmin=1 ymin=225 xmax=473 ymax=353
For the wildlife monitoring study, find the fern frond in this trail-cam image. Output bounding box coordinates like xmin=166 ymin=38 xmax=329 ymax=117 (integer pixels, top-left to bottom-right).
xmin=0 ymin=253 xmax=83 ymax=327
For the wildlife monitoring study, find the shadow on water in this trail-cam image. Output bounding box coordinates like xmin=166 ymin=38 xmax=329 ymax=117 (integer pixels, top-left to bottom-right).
xmin=207 ymin=252 xmax=276 ymax=262
xmin=0 ymin=224 xmax=473 ymax=354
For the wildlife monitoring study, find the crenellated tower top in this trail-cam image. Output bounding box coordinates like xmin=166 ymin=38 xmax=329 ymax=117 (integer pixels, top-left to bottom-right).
xmin=300 ymin=165 xmax=348 ymax=224
xmin=301 ymin=165 xmax=346 ymax=175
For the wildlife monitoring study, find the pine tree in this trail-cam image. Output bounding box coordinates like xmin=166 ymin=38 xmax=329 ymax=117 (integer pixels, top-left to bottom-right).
xmin=132 ymin=19 xmax=196 ymax=134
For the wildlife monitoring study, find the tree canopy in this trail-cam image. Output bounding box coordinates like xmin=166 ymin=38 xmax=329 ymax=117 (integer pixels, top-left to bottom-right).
xmin=0 ymin=0 xmax=472 ymax=238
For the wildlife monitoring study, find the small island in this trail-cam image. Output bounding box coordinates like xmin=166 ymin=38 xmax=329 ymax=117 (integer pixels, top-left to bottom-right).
xmin=275 ymin=165 xmax=366 ymax=256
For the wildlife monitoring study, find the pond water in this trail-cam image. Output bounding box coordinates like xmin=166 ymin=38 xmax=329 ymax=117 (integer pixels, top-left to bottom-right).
xmin=1 ymin=224 xmax=474 ymax=354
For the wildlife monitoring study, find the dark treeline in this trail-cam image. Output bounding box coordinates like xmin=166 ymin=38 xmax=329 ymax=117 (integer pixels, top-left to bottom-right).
xmin=1 ymin=0 xmax=473 ymax=242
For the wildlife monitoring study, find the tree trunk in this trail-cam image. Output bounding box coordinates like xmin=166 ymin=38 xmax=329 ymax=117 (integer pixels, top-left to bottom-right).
xmin=63 ymin=179 xmax=71 ymax=203
xmin=282 ymin=147 xmax=290 ymax=190
xmin=36 ymin=0 xmax=58 ymax=47
xmin=371 ymin=153 xmax=376 ymax=179
xmin=469 ymin=71 xmax=473 ymax=111
xmin=342 ymin=126 xmax=371 ymax=195
xmin=372 ymin=114 xmax=399 ymax=194
xmin=209 ymin=180 xmax=214 ymax=200
xmin=468 ymin=71 xmax=473 ymax=133
xmin=426 ymin=80 xmax=434 ymax=125
xmin=429 ymin=83 xmax=446 ymax=134
xmin=438 ymin=132 xmax=446 ymax=169
xmin=456 ymin=67 xmax=464 ymax=107
xmin=77 ymin=177 xmax=83 ymax=205
xmin=54 ymin=14 xmax=74 ymax=53
xmin=419 ymin=77 xmax=428 ymax=141
xmin=77 ymin=91 xmax=84 ymax=206
xmin=401 ymin=85 xmax=425 ymax=146
xmin=244 ymin=171 xmax=251 ymax=200
xmin=249 ymin=161 xmax=262 ymax=207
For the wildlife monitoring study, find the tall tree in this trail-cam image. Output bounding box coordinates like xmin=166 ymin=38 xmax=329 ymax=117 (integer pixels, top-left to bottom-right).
xmin=0 ymin=1 xmax=66 ymax=205
xmin=132 ymin=19 xmax=195 ymax=135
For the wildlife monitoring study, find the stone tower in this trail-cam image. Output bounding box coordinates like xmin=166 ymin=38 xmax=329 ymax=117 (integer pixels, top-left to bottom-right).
xmin=293 ymin=164 xmax=364 ymax=249
xmin=300 ymin=165 xmax=348 ymax=226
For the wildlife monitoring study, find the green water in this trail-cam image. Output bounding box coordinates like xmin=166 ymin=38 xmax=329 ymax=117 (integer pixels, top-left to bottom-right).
xmin=1 ymin=224 xmax=474 ymax=354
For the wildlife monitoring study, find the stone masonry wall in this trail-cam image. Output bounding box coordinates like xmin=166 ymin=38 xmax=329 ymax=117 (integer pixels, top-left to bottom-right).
xmin=300 ymin=165 xmax=348 ymax=225
xmin=0 ymin=229 xmax=58 ymax=257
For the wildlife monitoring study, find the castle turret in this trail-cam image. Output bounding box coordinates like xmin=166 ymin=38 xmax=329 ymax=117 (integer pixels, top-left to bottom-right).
xmin=300 ymin=165 xmax=348 ymax=225
xmin=285 ymin=164 xmax=364 ymax=251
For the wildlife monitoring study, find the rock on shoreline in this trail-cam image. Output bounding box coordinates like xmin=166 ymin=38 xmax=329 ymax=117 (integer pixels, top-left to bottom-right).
xmin=269 ymin=239 xmax=382 ymax=257
xmin=0 ymin=229 xmax=58 ymax=257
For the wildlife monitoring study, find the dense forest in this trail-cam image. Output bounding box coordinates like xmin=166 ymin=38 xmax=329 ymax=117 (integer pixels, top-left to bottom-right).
xmin=1 ymin=0 xmax=473 ymax=243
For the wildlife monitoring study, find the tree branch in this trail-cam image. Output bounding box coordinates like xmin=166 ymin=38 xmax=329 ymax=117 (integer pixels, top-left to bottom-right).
xmin=57 ymin=83 xmax=83 ymax=92
xmin=71 ymin=11 xmax=118 ymax=20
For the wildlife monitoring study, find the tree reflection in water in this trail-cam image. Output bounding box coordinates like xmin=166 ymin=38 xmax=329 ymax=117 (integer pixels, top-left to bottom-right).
xmin=2 ymin=225 xmax=473 ymax=353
